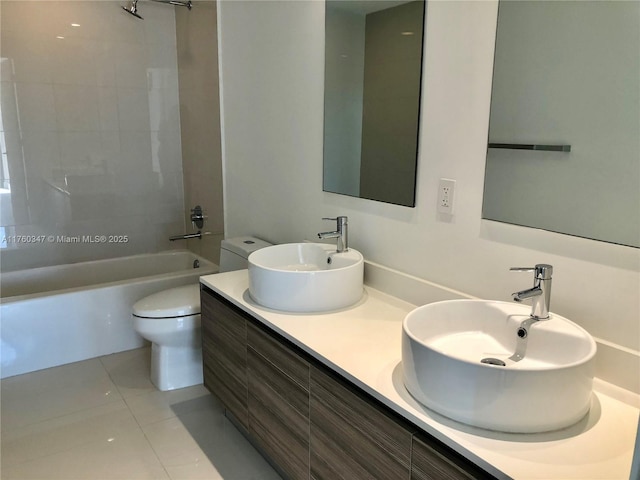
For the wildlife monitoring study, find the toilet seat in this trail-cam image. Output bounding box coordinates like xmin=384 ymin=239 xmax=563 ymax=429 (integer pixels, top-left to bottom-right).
xmin=133 ymin=284 xmax=200 ymax=319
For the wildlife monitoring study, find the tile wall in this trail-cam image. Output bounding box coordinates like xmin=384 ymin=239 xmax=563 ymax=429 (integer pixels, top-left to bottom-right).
xmin=0 ymin=1 xmax=185 ymax=271
xmin=175 ymin=1 xmax=225 ymax=265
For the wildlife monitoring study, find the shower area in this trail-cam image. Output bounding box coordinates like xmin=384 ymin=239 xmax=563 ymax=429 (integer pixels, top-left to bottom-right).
xmin=0 ymin=0 xmax=224 ymax=274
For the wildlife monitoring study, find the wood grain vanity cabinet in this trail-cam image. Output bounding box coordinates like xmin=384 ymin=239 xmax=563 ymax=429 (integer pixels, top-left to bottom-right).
xmin=200 ymin=285 xmax=496 ymax=480
xmin=201 ymin=286 xmax=248 ymax=429
xmin=247 ymin=321 xmax=310 ymax=480
xmin=411 ymin=434 xmax=494 ymax=480
xmin=310 ymin=366 xmax=414 ymax=480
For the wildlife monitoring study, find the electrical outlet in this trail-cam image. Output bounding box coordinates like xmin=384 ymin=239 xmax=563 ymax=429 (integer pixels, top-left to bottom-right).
xmin=437 ymin=178 xmax=456 ymax=214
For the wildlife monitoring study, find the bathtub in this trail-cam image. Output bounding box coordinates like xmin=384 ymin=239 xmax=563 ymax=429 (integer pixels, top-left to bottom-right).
xmin=0 ymin=250 xmax=217 ymax=379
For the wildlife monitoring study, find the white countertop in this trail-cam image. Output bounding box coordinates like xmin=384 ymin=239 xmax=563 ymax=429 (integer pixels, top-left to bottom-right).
xmin=200 ymin=270 xmax=639 ymax=480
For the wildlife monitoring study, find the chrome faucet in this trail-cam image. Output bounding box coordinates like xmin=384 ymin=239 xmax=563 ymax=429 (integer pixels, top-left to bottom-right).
xmin=510 ymin=264 xmax=553 ymax=319
xmin=318 ymin=216 xmax=348 ymax=253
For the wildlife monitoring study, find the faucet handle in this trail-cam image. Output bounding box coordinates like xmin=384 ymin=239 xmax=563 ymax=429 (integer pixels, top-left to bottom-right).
xmin=319 ymin=216 xmax=348 ymax=252
xmin=322 ymin=216 xmax=348 ymax=225
xmin=510 ymin=264 xmax=553 ymax=280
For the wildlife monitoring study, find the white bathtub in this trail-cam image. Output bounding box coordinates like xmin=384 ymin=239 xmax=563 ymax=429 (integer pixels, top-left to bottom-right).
xmin=0 ymin=250 xmax=217 ymax=379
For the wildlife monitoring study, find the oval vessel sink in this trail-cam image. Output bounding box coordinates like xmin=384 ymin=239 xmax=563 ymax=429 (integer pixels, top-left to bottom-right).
xmin=402 ymin=300 xmax=597 ymax=433
xmin=248 ymin=243 xmax=363 ymax=312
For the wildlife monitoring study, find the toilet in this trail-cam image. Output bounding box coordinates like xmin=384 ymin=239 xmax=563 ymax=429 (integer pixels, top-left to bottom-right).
xmin=132 ymin=236 xmax=272 ymax=391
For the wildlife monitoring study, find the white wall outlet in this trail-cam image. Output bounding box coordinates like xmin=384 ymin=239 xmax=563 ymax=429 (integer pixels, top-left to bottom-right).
xmin=437 ymin=178 xmax=456 ymax=214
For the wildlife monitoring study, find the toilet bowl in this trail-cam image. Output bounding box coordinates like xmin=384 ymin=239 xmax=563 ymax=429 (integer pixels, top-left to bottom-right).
xmin=133 ymin=284 xmax=202 ymax=391
xmin=132 ymin=236 xmax=272 ymax=391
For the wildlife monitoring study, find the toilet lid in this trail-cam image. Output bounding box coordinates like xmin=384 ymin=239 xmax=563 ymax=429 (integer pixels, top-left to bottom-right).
xmin=133 ymin=284 xmax=201 ymax=318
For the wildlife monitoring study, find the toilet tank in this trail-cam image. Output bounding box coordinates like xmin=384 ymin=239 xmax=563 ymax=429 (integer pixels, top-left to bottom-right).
xmin=219 ymin=236 xmax=272 ymax=272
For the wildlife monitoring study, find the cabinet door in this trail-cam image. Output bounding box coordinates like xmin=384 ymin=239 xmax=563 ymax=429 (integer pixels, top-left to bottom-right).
xmin=247 ymin=322 xmax=310 ymax=480
xmin=411 ymin=435 xmax=494 ymax=480
xmin=200 ymin=288 xmax=248 ymax=429
xmin=310 ymin=366 xmax=414 ymax=480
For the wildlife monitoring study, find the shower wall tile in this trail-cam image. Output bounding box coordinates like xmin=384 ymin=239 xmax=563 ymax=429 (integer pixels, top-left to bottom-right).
xmin=2 ymin=135 xmax=30 ymax=227
xmin=142 ymin=3 xmax=178 ymax=47
xmin=57 ymin=132 xmax=104 ymax=171
xmin=114 ymin=44 xmax=148 ymax=89
xmin=0 ymin=242 xmax=68 ymax=272
xmin=100 ymin=131 xmax=121 ymax=156
xmin=151 ymin=128 xmax=183 ymax=172
xmin=0 ymin=0 xmax=184 ymax=272
xmin=97 ymin=87 xmax=120 ymax=131
xmin=21 ymin=131 xmax=62 ymax=179
xmin=176 ymin=1 xmax=224 ymax=265
xmin=54 ymin=85 xmax=101 ymax=132
xmin=0 ymin=34 xmax=54 ymax=84
xmin=150 ymin=86 xmax=181 ymax=126
xmin=13 ymin=84 xmax=57 ymax=132
xmin=187 ymin=232 xmax=224 ymax=266
xmin=50 ymin=38 xmax=100 ymax=86
xmin=109 ymin=6 xmax=147 ymax=45
xmin=116 ymin=87 xmax=152 ymax=132
xmin=148 ymin=44 xmax=181 ymax=76
xmin=155 ymin=220 xmax=190 ymax=252
xmin=94 ymin=44 xmax=117 ymax=88
xmin=0 ymin=82 xmax=20 ymax=131
xmin=0 ymin=60 xmax=13 ymax=83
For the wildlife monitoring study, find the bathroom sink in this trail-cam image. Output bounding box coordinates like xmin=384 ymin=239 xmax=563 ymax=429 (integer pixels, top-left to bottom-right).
xmin=247 ymin=243 xmax=364 ymax=312
xmin=402 ymin=300 xmax=597 ymax=433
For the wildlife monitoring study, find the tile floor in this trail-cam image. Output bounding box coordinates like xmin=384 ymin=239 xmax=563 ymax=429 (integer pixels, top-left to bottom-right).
xmin=0 ymin=347 xmax=283 ymax=480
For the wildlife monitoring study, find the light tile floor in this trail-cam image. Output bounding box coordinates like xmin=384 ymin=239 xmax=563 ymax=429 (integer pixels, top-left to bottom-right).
xmin=1 ymin=347 xmax=283 ymax=480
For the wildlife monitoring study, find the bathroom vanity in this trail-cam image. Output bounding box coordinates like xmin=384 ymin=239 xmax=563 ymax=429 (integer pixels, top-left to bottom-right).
xmin=200 ymin=268 xmax=639 ymax=480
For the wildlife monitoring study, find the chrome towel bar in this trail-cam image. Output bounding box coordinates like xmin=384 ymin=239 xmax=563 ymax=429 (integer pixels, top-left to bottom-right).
xmin=488 ymin=143 xmax=571 ymax=152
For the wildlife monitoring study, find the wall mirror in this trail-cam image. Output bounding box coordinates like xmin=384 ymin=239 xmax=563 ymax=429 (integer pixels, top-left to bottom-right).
xmin=483 ymin=0 xmax=639 ymax=248
xmin=323 ymin=0 xmax=425 ymax=207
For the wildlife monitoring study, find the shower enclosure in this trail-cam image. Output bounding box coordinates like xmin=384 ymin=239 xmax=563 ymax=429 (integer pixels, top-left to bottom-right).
xmin=0 ymin=0 xmax=224 ymax=273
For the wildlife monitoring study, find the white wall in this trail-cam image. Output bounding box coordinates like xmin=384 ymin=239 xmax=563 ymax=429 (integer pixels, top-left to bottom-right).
xmin=218 ymin=0 xmax=639 ymax=393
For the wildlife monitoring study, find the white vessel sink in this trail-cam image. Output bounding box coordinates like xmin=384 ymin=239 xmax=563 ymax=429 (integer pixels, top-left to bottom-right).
xmin=248 ymin=243 xmax=364 ymax=313
xmin=402 ymin=299 xmax=597 ymax=433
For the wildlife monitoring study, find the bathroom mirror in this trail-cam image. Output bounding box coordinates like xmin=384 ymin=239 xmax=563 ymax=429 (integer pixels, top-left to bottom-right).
xmin=483 ymin=0 xmax=639 ymax=247
xmin=323 ymin=0 xmax=425 ymax=207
